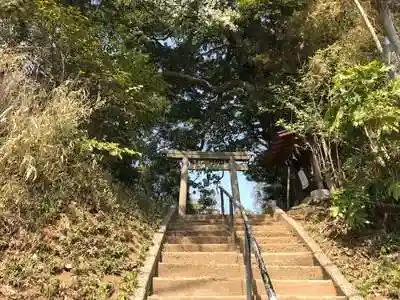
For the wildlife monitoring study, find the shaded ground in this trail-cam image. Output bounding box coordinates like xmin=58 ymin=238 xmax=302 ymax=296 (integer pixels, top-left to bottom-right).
xmin=288 ymin=206 xmax=400 ymax=300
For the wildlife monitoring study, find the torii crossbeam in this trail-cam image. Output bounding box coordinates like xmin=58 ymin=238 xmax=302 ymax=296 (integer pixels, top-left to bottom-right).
xmin=166 ymin=150 xmax=250 ymax=215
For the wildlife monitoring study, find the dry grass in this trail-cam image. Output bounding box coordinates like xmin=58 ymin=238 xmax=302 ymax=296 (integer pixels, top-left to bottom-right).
xmin=0 ymin=51 xmax=160 ymax=299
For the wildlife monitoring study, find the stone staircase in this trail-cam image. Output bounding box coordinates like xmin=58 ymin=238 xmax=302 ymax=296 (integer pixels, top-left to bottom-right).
xmin=147 ymin=214 xmax=347 ymax=299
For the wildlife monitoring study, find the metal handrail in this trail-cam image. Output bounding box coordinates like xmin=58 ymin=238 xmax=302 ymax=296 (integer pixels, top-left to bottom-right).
xmin=219 ymin=186 xmax=278 ymax=300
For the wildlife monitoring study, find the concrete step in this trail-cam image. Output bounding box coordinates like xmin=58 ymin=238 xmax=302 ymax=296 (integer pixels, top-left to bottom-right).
xmin=236 ymin=228 xmax=298 ymax=240
xmin=259 ymin=243 xmax=308 ymax=252
xmin=166 ymin=236 xmax=233 ymax=244
xmin=157 ymin=263 xmax=327 ymax=280
xmin=162 ymin=252 xmax=316 ymax=266
xmin=265 ymin=297 xmax=345 ymax=300
xmin=168 ymin=224 xmax=231 ymax=231
xmin=148 ymin=296 xmax=346 ymax=300
xmin=253 ymin=279 xmax=340 ymax=297
xmin=173 ymin=219 xmax=283 ymax=226
xmin=235 ymin=220 xmax=284 ymax=226
xmin=250 ymin=252 xmax=317 ymax=266
xmin=240 ymin=242 xmax=308 ymax=252
xmin=176 ymin=214 xmax=276 ymax=221
xmin=267 ymin=297 xmax=345 ymax=300
xmin=239 ymin=215 xmax=278 ymax=222
xmin=169 ymin=224 xmax=290 ymax=231
xmin=236 ymin=229 xmax=296 ymax=237
xmin=157 ymin=263 xmax=241 ymax=278
xmin=162 ymin=252 xmax=241 ymax=264
xmin=152 ymin=278 xmax=339 ymax=297
xmin=236 ymin=236 xmax=302 ymax=244
xmin=168 ymin=230 xmax=231 ymax=237
xmin=234 ymin=224 xmax=290 ymax=231
xmin=163 ymin=243 xmax=237 ymax=252
xmin=177 ymin=215 xmax=226 ymax=221
xmin=168 ymin=229 xmax=294 ymax=238
xmin=172 ymin=220 xmax=227 ymax=226
xmin=178 ymin=214 xmax=275 ymax=221
xmin=251 ymin=266 xmax=326 ymax=280
xmin=233 ymin=214 xmax=278 ymax=221
xmin=152 ymin=278 xmax=244 ymax=296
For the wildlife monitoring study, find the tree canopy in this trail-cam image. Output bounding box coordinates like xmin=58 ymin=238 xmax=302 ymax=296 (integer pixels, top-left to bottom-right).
xmin=2 ymin=0 xmax=399 ymax=227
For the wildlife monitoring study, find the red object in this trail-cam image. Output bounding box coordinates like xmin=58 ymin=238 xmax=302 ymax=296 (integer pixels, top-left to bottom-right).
xmin=262 ymin=130 xmax=297 ymax=167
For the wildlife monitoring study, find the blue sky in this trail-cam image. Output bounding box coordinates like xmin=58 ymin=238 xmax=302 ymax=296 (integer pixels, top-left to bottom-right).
xmin=189 ymin=170 xmax=258 ymax=213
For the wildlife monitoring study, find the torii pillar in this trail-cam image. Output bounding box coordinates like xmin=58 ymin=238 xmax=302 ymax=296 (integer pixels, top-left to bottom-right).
xmin=178 ymin=155 xmax=189 ymax=216
xmin=229 ymin=155 xmax=241 ymax=214
xmin=167 ymin=151 xmax=250 ymax=216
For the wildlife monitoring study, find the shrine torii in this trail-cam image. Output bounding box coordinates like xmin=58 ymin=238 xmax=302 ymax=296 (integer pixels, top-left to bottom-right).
xmin=166 ymin=150 xmax=250 ymax=215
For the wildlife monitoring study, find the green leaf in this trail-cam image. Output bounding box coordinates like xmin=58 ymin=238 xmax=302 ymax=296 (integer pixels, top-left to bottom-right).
xmin=388 ymin=182 xmax=400 ymax=201
xmin=330 ymin=206 xmax=340 ymax=217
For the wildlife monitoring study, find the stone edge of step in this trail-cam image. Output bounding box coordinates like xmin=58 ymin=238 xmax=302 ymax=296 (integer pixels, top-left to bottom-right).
xmin=151 ymin=278 xmax=339 ymax=297
xmin=161 ymin=250 xmax=317 ymax=261
xmin=132 ymin=205 xmax=177 ymax=300
xmin=162 ymin=250 xmax=314 ymax=256
xmin=147 ymin=296 xmax=347 ymax=300
xmin=153 ymin=277 xmax=335 ymax=283
xmin=156 ymin=263 xmax=327 ymax=280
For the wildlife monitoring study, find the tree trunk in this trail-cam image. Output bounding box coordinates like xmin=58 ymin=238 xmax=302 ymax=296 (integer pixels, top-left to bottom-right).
xmin=364 ymin=127 xmax=386 ymax=168
xmin=286 ymin=165 xmax=291 ymax=210
xmin=321 ymin=137 xmax=338 ymax=189
xmin=335 ymin=142 xmax=344 ymax=186
xmin=377 ymin=1 xmax=400 ymax=57
xmin=310 ymin=148 xmax=324 ymax=190
xmin=353 ymin=0 xmax=383 ymax=53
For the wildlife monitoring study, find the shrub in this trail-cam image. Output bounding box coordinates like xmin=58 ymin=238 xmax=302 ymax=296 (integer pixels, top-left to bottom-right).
xmin=330 ymin=185 xmax=375 ymax=232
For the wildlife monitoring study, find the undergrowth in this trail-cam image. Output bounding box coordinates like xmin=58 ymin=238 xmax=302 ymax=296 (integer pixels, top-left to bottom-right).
xmin=292 ymin=207 xmax=400 ymax=299
xmin=0 ymin=52 xmax=162 ymax=299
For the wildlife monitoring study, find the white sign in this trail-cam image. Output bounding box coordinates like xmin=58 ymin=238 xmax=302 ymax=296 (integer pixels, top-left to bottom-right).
xmin=298 ymin=169 xmax=309 ymax=190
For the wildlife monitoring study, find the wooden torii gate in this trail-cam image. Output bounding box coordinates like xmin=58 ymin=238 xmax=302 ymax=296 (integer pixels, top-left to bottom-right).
xmin=167 ymin=150 xmax=250 ymax=215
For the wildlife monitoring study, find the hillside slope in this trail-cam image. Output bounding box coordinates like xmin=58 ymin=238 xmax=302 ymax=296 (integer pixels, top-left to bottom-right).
xmin=0 ymin=52 xmax=160 ymax=300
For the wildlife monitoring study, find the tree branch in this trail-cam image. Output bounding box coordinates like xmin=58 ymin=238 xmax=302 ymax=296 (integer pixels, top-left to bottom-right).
xmin=353 ymin=0 xmax=383 ymax=53
xmin=215 ymin=80 xmax=256 ymax=94
xmin=162 ymin=70 xmax=255 ymax=95
xmin=163 ymin=71 xmax=214 ymax=90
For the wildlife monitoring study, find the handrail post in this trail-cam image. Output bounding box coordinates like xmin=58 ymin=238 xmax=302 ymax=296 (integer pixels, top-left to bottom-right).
xmin=244 ymin=230 xmax=253 ymax=300
xmin=229 ymin=196 xmax=236 ymax=242
xmin=220 ymin=188 xmax=225 ymax=216
xmin=229 ymin=196 xmax=234 ymax=228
